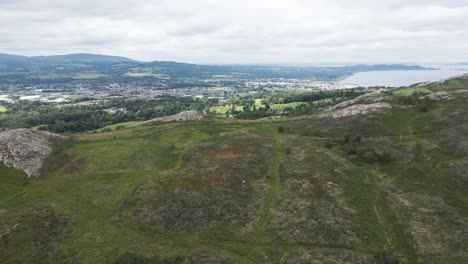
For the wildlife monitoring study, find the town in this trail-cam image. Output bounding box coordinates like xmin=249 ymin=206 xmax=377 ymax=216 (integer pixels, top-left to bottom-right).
xmin=0 ymin=78 xmax=358 ymax=105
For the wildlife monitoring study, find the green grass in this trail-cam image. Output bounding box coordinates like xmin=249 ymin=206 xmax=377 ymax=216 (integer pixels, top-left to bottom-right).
xmin=392 ymin=87 xmax=432 ymax=95
xmin=342 ymin=165 xmax=418 ymax=263
xmin=255 ymin=135 xmax=282 ymax=232
xmin=211 ymin=98 xmax=334 ymax=114
xmin=344 ymin=166 xmax=386 ymax=248
xmin=210 ymin=105 xmax=243 ymax=114
xmin=254 ymin=99 xmax=265 ymax=107
xmin=0 ymin=126 xmax=195 ymax=262
xmin=2 ymin=90 xmax=468 ymax=263
xmin=0 ymin=105 xmax=7 ymax=112
xmin=0 ymin=164 xmax=28 ymax=201
xmin=268 ymin=99 xmax=333 ymax=110
xmin=0 ymin=122 xmax=290 ymax=263
xmin=92 ymin=121 xmax=144 ymax=132
xmin=313 ymin=98 xmax=334 ymax=104
xmin=422 ymin=74 xmax=468 ymax=91
xmin=270 ymin=102 xmax=307 ymax=110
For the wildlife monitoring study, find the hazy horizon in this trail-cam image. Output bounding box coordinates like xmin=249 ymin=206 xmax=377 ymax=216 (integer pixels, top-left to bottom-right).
xmin=1 ymin=52 xmax=466 ymax=66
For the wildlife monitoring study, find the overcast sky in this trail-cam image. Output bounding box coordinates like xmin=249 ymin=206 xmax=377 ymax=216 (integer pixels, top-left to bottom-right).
xmin=1 ymin=0 xmax=468 ymax=64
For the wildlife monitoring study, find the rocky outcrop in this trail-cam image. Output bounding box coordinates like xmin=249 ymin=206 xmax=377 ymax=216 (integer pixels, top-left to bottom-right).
xmin=418 ymin=90 xmax=468 ymax=101
xmin=331 ymin=91 xmax=391 ymax=110
xmin=144 ymin=111 xmax=204 ymax=124
xmin=321 ymin=91 xmax=393 ymax=118
xmin=0 ymin=129 xmax=67 ymax=177
xmin=419 ymin=91 xmax=451 ymax=101
xmin=324 ymin=103 xmax=392 ymax=118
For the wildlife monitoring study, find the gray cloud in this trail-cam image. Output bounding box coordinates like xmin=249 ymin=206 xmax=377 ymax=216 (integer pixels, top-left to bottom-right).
xmin=0 ymin=0 xmax=467 ymax=63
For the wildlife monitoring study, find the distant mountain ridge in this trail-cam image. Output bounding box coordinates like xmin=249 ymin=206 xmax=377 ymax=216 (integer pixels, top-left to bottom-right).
xmin=0 ymin=52 xmax=435 ymax=82
xmin=0 ymin=53 xmax=29 ymax=64
xmin=0 ymin=53 xmax=139 ymax=65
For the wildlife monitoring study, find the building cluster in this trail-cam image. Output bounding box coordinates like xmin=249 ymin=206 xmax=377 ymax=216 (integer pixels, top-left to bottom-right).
xmin=0 ymin=78 xmax=357 ymax=106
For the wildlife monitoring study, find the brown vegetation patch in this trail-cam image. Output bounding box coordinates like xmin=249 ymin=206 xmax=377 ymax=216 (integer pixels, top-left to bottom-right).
xmin=280 ymin=250 xmax=373 ymax=264
xmin=45 ymin=151 xmax=84 ymax=176
xmin=0 ymin=208 xmax=68 ymax=263
xmin=433 ymin=124 xmax=468 ymax=155
xmin=387 ymin=191 xmax=468 ymax=263
xmin=114 ymin=250 xmax=235 ymax=264
xmin=268 ymin=136 xmax=358 ymax=246
xmin=121 ymin=137 xmax=272 ymax=232
xmin=179 ymin=138 xmax=271 ymax=191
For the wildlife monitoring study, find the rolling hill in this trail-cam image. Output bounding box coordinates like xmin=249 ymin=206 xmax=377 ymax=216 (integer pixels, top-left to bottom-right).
xmin=0 ymin=77 xmax=467 ymax=263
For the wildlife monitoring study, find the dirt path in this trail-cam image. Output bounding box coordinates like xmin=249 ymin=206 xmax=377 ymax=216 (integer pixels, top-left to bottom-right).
xmin=242 ymin=135 xmax=283 ymax=263
xmin=369 ymin=169 xmax=419 ymax=264
xmin=255 ymin=135 xmax=282 ymax=232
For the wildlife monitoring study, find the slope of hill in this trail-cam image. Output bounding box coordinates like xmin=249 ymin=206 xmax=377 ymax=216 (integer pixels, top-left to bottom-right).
xmin=32 ymin=53 xmax=137 ymax=64
xmin=0 ymin=53 xmax=136 ymax=63
xmin=0 ymin=53 xmax=29 ymax=64
xmin=420 ymin=73 xmax=468 ymax=91
xmin=1 ymin=78 xmax=467 ymax=263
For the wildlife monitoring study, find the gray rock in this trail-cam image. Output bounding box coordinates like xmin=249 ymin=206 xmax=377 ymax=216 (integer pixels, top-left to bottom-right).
xmin=0 ymin=128 xmax=67 ymax=177
xmin=419 ymin=91 xmax=451 ymax=101
xmin=332 ymin=91 xmax=391 ymax=110
xmin=322 ymin=103 xmax=392 ymax=118
xmin=144 ymin=111 xmax=204 ymax=124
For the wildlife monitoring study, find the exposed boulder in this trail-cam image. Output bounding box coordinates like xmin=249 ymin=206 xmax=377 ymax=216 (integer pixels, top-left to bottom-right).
xmin=326 ymin=103 xmax=392 ymax=118
xmin=417 ymin=90 xmax=468 ymax=101
xmin=144 ymin=111 xmax=204 ymax=124
xmin=332 ymin=91 xmax=391 ymax=110
xmin=0 ymin=129 xmax=67 ymax=177
xmin=419 ymin=91 xmax=451 ymax=101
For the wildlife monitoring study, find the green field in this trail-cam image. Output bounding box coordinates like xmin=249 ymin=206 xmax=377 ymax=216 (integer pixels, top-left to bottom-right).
xmin=210 ymin=105 xmax=244 ymax=114
xmin=1 ymin=87 xmax=468 ymax=263
xmin=267 ymin=98 xmax=334 ymax=110
xmin=210 ymin=97 xmax=337 ymax=115
xmin=313 ymin=98 xmax=334 ymax=104
xmin=0 ymin=105 xmax=6 ymax=112
xmin=254 ymin=99 xmax=264 ymax=107
xmin=270 ymin=101 xmax=307 ymax=110
xmin=211 ymin=99 xmax=331 ymax=114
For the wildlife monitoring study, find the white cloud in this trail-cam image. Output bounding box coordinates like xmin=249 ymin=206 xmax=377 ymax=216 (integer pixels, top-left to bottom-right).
xmin=0 ymin=0 xmax=467 ymax=63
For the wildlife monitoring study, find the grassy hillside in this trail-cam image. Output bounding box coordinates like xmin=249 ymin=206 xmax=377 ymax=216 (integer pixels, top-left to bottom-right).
xmin=1 ymin=88 xmax=468 ymax=263
xmin=422 ymin=73 xmax=468 ymax=91
xmin=391 ymin=87 xmax=431 ymax=95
